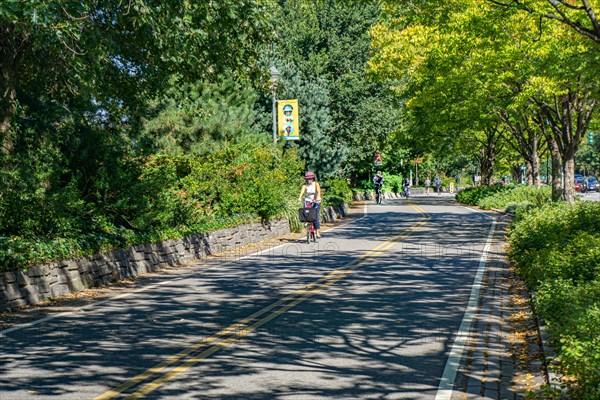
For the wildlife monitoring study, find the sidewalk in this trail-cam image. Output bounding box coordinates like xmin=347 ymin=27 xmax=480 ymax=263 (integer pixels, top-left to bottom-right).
xmin=451 ymin=215 xmax=548 ymax=399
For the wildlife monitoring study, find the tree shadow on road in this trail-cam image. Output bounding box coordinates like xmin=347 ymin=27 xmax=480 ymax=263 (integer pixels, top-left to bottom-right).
xmin=0 ymin=198 xmax=513 ymax=399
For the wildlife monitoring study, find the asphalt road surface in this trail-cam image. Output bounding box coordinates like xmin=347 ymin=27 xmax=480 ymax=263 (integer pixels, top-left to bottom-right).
xmin=580 ymin=190 xmax=600 ymax=202
xmin=0 ymin=196 xmax=496 ymax=400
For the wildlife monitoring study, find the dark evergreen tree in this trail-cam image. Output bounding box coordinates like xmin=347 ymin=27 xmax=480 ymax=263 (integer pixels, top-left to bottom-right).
xmin=274 ymin=0 xmax=403 ymax=180
xmin=273 ymin=60 xmax=347 ymax=179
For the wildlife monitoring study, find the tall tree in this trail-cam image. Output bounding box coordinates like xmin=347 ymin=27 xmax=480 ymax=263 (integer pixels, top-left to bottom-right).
xmin=499 ymin=110 xmax=544 ymax=187
xmin=487 ymin=0 xmax=600 ymax=44
xmin=0 ymin=0 xmax=276 ymax=155
xmin=534 ymin=87 xmax=598 ymax=202
xmin=370 ymin=0 xmax=600 ymax=202
xmin=274 ymin=0 xmax=401 ymax=179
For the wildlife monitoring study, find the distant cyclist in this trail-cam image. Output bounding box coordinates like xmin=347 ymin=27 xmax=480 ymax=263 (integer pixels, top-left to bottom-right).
xmin=373 ymin=171 xmax=385 ymax=204
xmin=402 ymin=178 xmax=411 ymax=198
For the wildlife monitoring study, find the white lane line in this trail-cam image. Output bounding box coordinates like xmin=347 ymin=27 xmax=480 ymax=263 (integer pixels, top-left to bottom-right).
xmin=462 ymin=206 xmax=496 ymax=219
xmin=435 ymin=215 xmax=497 ymax=400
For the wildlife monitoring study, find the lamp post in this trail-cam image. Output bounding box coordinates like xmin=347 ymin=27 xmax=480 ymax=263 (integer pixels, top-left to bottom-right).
xmin=269 ymin=66 xmax=280 ymax=144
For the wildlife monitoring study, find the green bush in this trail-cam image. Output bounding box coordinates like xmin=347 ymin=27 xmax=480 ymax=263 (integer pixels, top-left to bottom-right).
xmin=507 ymin=201 xmax=600 ymax=397
xmin=478 ymin=185 xmax=552 ymax=211
xmin=509 ymin=202 xmax=600 ymax=289
xmin=382 ymin=173 xmax=403 ymax=193
xmin=322 ymin=178 xmax=353 ymax=203
xmin=504 ymin=201 xmax=535 ymax=217
xmin=514 ymin=231 xmax=600 ymax=289
xmin=455 ymin=183 xmax=509 ymax=205
xmin=533 ymin=279 xmax=600 ymax=398
xmin=441 ymin=176 xmax=455 ymax=188
xmin=322 ymin=195 xmax=346 ymax=207
xmin=0 ymin=139 xmax=303 ymax=271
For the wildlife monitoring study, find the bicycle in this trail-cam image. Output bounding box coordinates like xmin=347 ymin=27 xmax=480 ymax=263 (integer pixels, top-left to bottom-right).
xmin=403 ymin=186 xmax=410 ymax=199
xmin=299 ymin=199 xmax=318 ymax=243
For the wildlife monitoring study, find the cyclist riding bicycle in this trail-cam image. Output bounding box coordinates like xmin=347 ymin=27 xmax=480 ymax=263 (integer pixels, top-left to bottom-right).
xmin=402 ymin=178 xmax=411 ymax=198
xmin=298 ymin=171 xmax=322 ymax=238
xmin=373 ymin=171 xmax=385 ymax=204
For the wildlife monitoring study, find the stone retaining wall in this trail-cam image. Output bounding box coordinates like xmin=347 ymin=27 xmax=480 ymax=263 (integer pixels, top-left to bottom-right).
xmin=352 ymin=189 xmax=455 ymax=201
xmin=0 ymin=219 xmax=290 ymax=312
xmin=319 ymin=203 xmax=349 ymax=223
xmin=352 ymin=192 xmax=419 ymax=201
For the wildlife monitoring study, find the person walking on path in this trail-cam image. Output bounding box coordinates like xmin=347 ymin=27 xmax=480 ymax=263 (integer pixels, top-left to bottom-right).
xmin=425 ymin=178 xmax=431 ymax=195
xmin=298 ymin=171 xmax=322 ymax=238
xmin=435 ymin=176 xmax=442 ymax=195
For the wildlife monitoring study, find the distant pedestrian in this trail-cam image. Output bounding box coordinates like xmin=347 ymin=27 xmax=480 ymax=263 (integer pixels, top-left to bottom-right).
xmin=425 ymin=178 xmax=431 ymax=195
xmin=435 ymin=177 xmax=442 ymax=195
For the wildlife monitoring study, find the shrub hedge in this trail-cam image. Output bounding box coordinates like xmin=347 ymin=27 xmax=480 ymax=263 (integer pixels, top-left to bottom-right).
xmin=0 ymin=141 xmax=303 ymax=271
xmin=455 ymin=184 xmax=509 ymax=206
xmin=508 ymin=202 xmax=600 ymax=398
xmin=478 ymin=185 xmax=551 ymax=211
xmin=457 ymin=185 xmax=600 ymax=396
xmin=322 ymin=178 xmax=353 ymax=206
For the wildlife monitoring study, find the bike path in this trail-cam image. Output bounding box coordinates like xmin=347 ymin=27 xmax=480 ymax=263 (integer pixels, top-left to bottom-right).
xmin=0 ymin=197 xmax=494 ymax=399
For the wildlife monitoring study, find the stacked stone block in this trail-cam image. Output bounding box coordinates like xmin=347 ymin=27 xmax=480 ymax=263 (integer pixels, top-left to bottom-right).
xmin=0 ymin=219 xmax=289 ymax=312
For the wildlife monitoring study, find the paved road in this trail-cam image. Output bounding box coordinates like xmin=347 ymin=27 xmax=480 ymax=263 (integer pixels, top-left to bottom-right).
xmin=0 ymin=197 xmax=496 ymax=399
xmin=580 ymin=190 xmax=600 ymax=202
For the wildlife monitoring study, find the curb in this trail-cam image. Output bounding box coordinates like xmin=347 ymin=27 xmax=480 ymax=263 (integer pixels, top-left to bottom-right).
xmin=535 ymin=315 xmax=563 ymax=394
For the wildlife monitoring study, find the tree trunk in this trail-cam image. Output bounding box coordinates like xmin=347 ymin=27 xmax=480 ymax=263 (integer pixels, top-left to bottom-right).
xmin=499 ymin=110 xmax=542 ymax=187
xmin=510 ymin=165 xmax=520 ymax=183
xmin=531 ymin=136 xmax=541 ymax=188
xmin=525 ymin=160 xmax=533 ymax=185
xmin=415 ymin=161 xmax=419 ymax=186
xmin=536 ymin=88 xmax=597 ymax=204
xmin=480 ymin=147 xmax=494 ymax=185
xmin=548 ymin=135 xmax=563 ymax=201
xmin=477 ymin=125 xmax=504 ymax=186
xmin=563 ymin=155 xmax=576 ymax=203
xmin=0 ymin=24 xmax=18 ymax=156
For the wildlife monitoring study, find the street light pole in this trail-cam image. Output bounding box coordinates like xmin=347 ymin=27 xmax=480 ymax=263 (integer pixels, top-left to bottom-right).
xmin=269 ymin=66 xmax=280 ymax=145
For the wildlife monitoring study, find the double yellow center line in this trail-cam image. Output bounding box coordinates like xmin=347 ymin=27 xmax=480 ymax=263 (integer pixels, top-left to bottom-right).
xmin=96 ymin=204 xmax=430 ymax=399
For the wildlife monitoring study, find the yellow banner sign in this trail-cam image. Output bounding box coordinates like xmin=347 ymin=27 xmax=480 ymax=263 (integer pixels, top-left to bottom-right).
xmin=277 ymin=99 xmax=300 ymax=140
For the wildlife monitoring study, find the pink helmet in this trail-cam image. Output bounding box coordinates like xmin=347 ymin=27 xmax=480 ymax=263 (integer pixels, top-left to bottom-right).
xmin=304 ymin=171 xmax=315 ymax=179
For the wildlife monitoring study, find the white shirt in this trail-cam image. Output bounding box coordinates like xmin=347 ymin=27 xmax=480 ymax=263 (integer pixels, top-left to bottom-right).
xmin=305 ymin=182 xmax=318 ymax=201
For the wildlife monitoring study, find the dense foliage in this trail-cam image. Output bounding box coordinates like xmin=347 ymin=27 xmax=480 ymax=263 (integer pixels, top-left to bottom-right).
xmin=0 ymin=139 xmax=302 ymax=270
xmin=272 ymin=0 xmax=403 ymax=181
xmin=508 ymin=202 xmax=600 ymax=398
xmin=455 ymin=184 xmax=511 ymax=207
xmin=1 ymin=3 xmax=600 ymax=395
xmin=321 ymin=178 xmax=353 ymax=207
xmin=477 ymin=185 xmax=552 ymax=211
xmin=370 ymin=0 xmax=600 ymax=202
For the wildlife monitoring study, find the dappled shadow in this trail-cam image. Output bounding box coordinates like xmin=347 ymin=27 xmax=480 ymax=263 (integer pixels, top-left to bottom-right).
xmin=0 ymin=198 xmax=512 ymax=399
